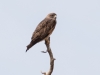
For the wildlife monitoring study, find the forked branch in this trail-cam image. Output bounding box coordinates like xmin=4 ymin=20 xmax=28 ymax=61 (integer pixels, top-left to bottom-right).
xmin=41 ymin=37 xmax=55 ymax=75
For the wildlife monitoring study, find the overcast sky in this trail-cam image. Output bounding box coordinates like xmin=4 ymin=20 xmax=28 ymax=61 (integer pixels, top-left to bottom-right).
xmin=0 ymin=0 xmax=100 ymax=75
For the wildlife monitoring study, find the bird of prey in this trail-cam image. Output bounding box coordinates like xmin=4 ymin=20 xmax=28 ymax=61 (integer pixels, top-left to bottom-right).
xmin=26 ymin=13 xmax=57 ymax=52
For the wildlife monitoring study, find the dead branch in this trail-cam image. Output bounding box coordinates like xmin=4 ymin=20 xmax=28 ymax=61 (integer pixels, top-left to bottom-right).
xmin=41 ymin=37 xmax=56 ymax=75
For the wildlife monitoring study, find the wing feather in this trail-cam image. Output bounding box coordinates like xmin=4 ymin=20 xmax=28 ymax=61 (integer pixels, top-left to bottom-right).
xmin=26 ymin=18 xmax=56 ymax=51
xmin=31 ymin=18 xmax=56 ymax=43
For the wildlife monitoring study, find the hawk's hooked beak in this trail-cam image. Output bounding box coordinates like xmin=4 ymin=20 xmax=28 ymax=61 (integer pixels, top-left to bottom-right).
xmin=54 ymin=15 xmax=57 ymax=19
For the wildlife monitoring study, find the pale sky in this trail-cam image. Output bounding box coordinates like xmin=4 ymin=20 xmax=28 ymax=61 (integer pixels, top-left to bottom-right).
xmin=0 ymin=0 xmax=100 ymax=75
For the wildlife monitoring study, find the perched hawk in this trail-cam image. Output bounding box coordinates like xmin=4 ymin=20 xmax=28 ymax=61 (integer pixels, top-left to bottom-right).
xmin=26 ymin=13 xmax=57 ymax=52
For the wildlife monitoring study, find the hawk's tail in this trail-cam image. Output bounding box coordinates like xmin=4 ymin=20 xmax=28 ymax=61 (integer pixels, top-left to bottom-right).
xmin=26 ymin=40 xmax=35 ymax=52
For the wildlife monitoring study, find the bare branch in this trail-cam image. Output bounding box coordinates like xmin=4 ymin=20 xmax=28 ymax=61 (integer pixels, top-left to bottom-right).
xmin=41 ymin=37 xmax=56 ymax=75
xmin=47 ymin=49 xmax=55 ymax=75
xmin=41 ymin=71 xmax=46 ymax=75
xmin=41 ymin=50 xmax=47 ymax=53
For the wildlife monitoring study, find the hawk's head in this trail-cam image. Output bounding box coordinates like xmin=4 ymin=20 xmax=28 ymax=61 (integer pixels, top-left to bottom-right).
xmin=46 ymin=13 xmax=57 ymax=19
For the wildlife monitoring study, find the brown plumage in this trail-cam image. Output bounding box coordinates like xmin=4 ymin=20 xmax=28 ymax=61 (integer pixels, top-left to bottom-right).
xmin=26 ymin=13 xmax=57 ymax=52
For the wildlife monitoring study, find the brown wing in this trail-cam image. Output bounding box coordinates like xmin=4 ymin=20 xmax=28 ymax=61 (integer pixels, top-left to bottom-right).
xmin=26 ymin=18 xmax=56 ymax=51
xmin=32 ymin=18 xmax=56 ymax=42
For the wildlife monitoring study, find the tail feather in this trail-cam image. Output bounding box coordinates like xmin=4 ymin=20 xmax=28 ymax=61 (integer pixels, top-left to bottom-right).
xmin=26 ymin=40 xmax=36 ymax=52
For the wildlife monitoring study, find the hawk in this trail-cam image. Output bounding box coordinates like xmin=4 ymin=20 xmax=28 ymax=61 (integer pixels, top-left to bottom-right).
xmin=26 ymin=13 xmax=57 ymax=52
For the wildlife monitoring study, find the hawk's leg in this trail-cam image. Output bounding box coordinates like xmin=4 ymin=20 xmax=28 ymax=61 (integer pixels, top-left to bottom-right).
xmin=41 ymin=37 xmax=51 ymax=53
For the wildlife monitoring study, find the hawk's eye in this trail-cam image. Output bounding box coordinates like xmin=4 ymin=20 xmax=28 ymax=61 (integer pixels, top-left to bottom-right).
xmin=51 ymin=14 xmax=54 ymax=16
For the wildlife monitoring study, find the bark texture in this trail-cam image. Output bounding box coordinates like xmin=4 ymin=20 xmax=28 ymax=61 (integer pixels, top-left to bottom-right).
xmin=41 ymin=37 xmax=55 ymax=75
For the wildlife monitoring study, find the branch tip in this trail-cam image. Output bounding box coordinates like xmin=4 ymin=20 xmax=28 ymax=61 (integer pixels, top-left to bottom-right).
xmin=41 ymin=50 xmax=47 ymax=53
xmin=41 ymin=71 xmax=46 ymax=74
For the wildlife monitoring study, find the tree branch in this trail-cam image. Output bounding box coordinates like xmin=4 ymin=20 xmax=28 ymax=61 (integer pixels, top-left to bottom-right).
xmin=41 ymin=37 xmax=55 ymax=75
